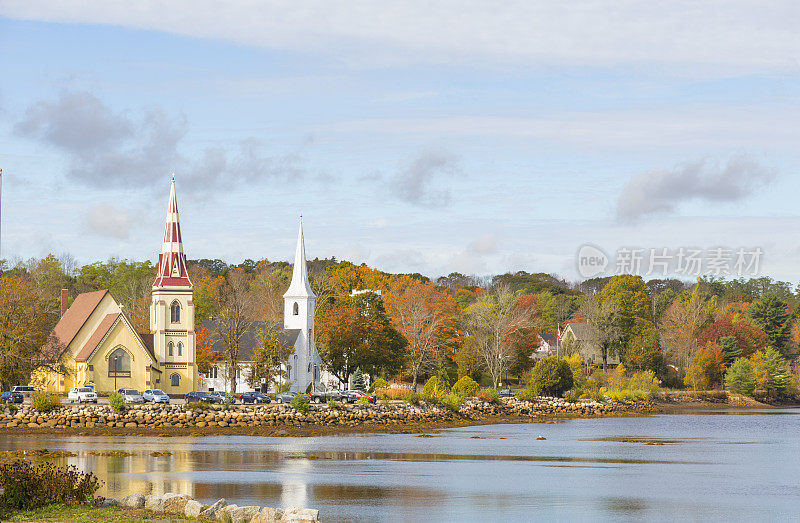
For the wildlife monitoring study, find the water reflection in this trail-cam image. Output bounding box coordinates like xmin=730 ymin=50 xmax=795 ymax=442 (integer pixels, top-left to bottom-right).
xmin=2 ymin=410 xmax=800 ymax=521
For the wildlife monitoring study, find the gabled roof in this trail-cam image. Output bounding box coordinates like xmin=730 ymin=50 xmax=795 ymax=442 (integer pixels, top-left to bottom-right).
xmin=46 ymin=290 xmax=109 ymax=357
xmin=565 ymin=322 xmax=599 ymax=341
xmin=75 ymin=313 xmax=120 ymax=361
xmin=540 ymin=333 xmax=557 ymax=345
xmin=200 ymin=320 xmax=301 ymax=361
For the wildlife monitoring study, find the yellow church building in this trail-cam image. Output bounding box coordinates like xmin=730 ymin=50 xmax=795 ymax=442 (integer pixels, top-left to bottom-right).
xmin=34 ymin=178 xmax=198 ymax=395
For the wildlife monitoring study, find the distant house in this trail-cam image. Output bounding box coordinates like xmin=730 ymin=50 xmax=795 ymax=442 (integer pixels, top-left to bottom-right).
xmin=532 ymin=333 xmax=557 ymax=360
xmin=560 ymin=323 xmax=620 ymax=367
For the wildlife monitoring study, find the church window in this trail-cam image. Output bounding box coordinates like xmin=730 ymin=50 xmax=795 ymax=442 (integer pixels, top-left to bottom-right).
xmin=108 ymin=347 xmax=131 ymax=377
xmin=168 ymin=342 xmax=174 ymax=356
xmin=170 ymin=301 xmax=181 ymax=323
xmin=209 ymin=366 xmax=218 ymax=379
xmin=178 ymin=342 xmax=183 ymax=356
xmin=171 ymin=373 xmax=180 ymax=387
xmin=293 ymin=302 xmax=299 ymax=315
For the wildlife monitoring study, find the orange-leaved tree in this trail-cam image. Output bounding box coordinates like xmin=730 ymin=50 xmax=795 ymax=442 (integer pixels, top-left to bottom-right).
xmin=195 ymin=325 xmax=218 ymax=376
xmin=384 ymin=276 xmax=459 ymax=391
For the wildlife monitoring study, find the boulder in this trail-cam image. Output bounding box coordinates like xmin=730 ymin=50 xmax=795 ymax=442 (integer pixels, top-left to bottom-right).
xmin=162 ymin=493 xmax=191 ymax=513
xmin=216 ymin=504 xmax=239 ymax=522
xmin=282 ymin=507 xmax=320 ymax=522
xmin=200 ymin=498 xmax=228 ymax=519
xmin=229 ymin=505 xmax=260 ymax=522
xmin=250 ymin=506 xmax=283 ymax=522
xmin=99 ymin=497 xmax=119 ymax=507
xmin=120 ymin=494 xmax=146 ymax=508
xmin=144 ymin=494 xmax=164 ymax=511
xmin=185 ymin=499 xmax=206 ymax=518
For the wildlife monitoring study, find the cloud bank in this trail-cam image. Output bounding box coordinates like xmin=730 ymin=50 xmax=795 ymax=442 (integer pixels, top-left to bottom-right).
xmin=15 ymin=91 xmax=306 ymax=192
xmin=617 ymin=157 xmax=775 ymax=222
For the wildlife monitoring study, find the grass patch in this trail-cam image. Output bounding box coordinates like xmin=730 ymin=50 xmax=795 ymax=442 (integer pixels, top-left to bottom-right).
xmin=4 ymin=503 xmax=193 ymax=522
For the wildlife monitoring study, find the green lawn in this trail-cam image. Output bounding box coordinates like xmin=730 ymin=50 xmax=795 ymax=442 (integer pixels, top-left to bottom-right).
xmin=4 ymin=503 xmax=196 ymax=523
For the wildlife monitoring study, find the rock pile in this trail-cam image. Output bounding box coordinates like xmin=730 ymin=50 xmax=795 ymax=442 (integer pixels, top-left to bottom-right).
xmin=109 ymin=492 xmax=319 ymax=522
xmin=0 ymin=396 xmax=654 ymax=431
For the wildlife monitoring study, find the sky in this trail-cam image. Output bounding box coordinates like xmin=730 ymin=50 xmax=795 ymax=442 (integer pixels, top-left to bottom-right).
xmin=0 ymin=1 xmax=799 ymax=282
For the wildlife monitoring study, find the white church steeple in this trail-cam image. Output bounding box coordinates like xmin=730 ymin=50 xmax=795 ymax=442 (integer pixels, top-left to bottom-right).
xmin=283 ymin=215 xmax=316 ymax=299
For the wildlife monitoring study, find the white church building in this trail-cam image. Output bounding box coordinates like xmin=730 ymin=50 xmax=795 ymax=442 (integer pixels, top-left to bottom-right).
xmin=201 ymin=218 xmax=324 ymax=393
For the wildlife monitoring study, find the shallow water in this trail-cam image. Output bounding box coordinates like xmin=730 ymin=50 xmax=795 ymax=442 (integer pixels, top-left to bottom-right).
xmin=2 ymin=409 xmax=799 ymax=521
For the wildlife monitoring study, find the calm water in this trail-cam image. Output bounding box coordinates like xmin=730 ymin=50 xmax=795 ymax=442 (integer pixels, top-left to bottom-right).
xmin=1 ymin=409 xmax=799 ymax=521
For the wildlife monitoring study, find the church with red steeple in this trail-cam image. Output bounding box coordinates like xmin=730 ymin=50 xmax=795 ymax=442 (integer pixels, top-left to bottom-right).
xmin=33 ymin=177 xmax=197 ymax=394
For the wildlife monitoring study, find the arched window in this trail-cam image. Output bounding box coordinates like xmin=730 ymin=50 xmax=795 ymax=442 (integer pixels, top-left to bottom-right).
xmin=178 ymin=342 xmax=183 ymax=356
xmin=293 ymin=302 xmax=299 ymax=315
xmin=168 ymin=342 xmax=174 ymax=356
xmin=171 ymin=373 xmax=180 ymax=387
xmin=108 ymin=347 xmax=131 ymax=377
xmin=170 ymin=301 xmax=181 ymax=323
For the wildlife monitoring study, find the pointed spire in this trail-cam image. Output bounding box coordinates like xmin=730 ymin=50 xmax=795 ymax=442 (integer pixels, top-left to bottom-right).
xmin=284 ymin=215 xmax=316 ymax=299
xmin=154 ymin=175 xmax=192 ymax=288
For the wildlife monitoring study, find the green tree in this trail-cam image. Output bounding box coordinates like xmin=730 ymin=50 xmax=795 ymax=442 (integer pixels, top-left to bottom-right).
xmin=748 ymin=294 xmax=792 ymax=353
xmin=750 ymin=347 xmax=791 ymax=396
xmin=526 ymin=357 xmax=573 ymax=397
xmin=351 ymin=367 xmax=366 ymax=391
xmin=719 ymin=335 xmax=741 ymax=365
xmin=725 ymin=358 xmax=756 ymax=396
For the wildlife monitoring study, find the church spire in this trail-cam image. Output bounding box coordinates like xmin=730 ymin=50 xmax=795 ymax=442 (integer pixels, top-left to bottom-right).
xmin=283 ymin=215 xmax=315 ymax=298
xmin=154 ymin=175 xmax=192 ymax=288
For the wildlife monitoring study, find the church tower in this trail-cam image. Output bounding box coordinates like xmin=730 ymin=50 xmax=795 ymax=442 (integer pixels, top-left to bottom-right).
xmin=151 ymin=176 xmax=196 ymax=394
xmin=283 ymin=216 xmax=319 ymax=392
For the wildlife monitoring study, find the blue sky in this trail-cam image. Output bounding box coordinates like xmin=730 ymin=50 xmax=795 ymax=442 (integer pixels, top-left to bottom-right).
xmin=1 ymin=2 xmax=799 ymax=282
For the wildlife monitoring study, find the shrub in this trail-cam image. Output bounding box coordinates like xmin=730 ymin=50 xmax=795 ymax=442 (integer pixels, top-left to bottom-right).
xmin=382 ymin=387 xmax=412 ymax=400
xmin=290 ymin=394 xmax=310 ymax=413
xmin=404 ymin=392 xmax=422 ymax=405
xmin=185 ymin=401 xmax=213 ymax=411
xmin=222 ymin=396 xmax=233 ymax=410
xmin=528 ymin=357 xmax=573 ymax=397
xmin=580 ymin=378 xmax=604 ymax=401
xmin=475 ymin=387 xmax=500 ymax=404
xmin=277 ymin=381 xmax=293 ymax=393
xmin=604 ymin=388 xmax=648 ymax=402
xmin=563 ymin=353 xmax=586 ymax=389
xmin=0 ymin=460 xmax=101 ymax=511
xmin=422 ymin=376 xmax=449 ymax=397
xmin=725 ymin=357 xmax=756 ymax=396
xmin=436 ymin=392 xmax=463 ymax=412
xmin=369 ymin=378 xmax=389 ymax=393
xmin=327 ymin=398 xmax=337 ymax=409
xmin=31 ymin=392 xmax=60 ymax=413
xmin=452 ymin=376 xmax=479 ymax=397
xmin=516 ymin=388 xmax=537 ymax=402
xmin=108 ymin=392 xmax=125 ymax=413
xmin=357 ymin=397 xmax=369 ymax=406
xmin=628 ymin=370 xmax=661 ymax=398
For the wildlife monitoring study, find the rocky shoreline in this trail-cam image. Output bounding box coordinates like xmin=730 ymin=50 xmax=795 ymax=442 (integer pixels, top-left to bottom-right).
xmin=0 ymin=397 xmax=659 ymax=435
xmin=105 ymin=492 xmax=318 ymax=522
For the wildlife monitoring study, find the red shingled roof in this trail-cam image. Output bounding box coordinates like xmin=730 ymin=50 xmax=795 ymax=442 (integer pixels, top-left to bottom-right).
xmin=46 ymin=290 xmax=108 ymax=357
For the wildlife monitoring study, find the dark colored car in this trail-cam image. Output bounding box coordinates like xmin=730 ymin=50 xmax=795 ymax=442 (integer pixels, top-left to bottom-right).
xmin=1 ymin=391 xmax=23 ymax=404
xmin=241 ymin=391 xmax=271 ymax=404
xmin=184 ymin=391 xmax=222 ymax=404
xmin=499 ymin=389 xmax=516 ymax=398
xmin=344 ymin=390 xmax=375 ymax=404
xmin=274 ymin=391 xmax=298 ymax=404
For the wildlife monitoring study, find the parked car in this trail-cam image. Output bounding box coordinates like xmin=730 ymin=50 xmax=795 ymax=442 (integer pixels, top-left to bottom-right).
xmin=11 ymin=385 xmax=38 ymax=397
xmin=499 ymin=389 xmax=516 ymax=398
xmin=208 ymin=391 xmax=236 ymax=403
xmin=184 ymin=391 xmax=222 ymax=404
xmin=1 ymin=391 xmax=23 ymax=404
xmin=309 ymin=388 xmax=347 ymax=404
xmin=143 ymin=389 xmax=170 ymax=403
xmin=68 ymin=386 xmax=98 ymax=403
xmin=117 ymin=388 xmax=145 ymax=403
xmin=344 ymin=390 xmax=375 ymax=404
xmin=240 ymin=391 xmax=271 ymax=404
xmin=274 ymin=391 xmax=298 ymax=404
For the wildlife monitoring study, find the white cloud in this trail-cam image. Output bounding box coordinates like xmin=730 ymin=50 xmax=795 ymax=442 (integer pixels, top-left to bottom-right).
xmin=85 ymin=204 xmax=132 ymax=239
xmin=2 ymin=1 xmax=798 ymax=72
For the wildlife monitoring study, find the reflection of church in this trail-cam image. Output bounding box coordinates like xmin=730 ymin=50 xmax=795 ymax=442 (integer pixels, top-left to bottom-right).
xmin=36 ymin=177 xmax=322 ymax=394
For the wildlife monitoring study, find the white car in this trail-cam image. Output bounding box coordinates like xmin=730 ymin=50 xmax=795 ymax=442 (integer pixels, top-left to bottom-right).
xmin=142 ymin=389 xmax=170 ymax=403
xmin=68 ymin=386 xmax=98 ymax=403
xmin=11 ymin=385 xmax=38 ymax=397
xmin=117 ymin=388 xmax=145 ymax=403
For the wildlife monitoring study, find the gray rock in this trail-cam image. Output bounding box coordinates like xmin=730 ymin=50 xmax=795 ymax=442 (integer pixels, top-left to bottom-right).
xmin=200 ymin=498 xmax=228 ymax=520
xmin=144 ymin=494 xmax=164 ymax=512
xmin=185 ymin=499 xmax=206 ymax=518
xmin=250 ymin=506 xmax=284 ymax=522
xmin=229 ymin=505 xmax=260 ymax=523
xmin=99 ymin=497 xmax=119 ymax=507
xmin=282 ymin=507 xmax=320 ymax=522
xmin=120 ymin=494 xmax=146 ymax=508
xmin=216 ymin=503 xmax=239 ymax=522
xmin=162 ymin=493 xmax=191 ymax=513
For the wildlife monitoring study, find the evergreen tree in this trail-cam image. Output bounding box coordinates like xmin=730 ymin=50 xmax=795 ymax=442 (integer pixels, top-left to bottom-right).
xmin=719 ymin=336 xmax=741 ymax=365
xmin=748 ymin=294 xmax=792 ymax=353
xmin=351 ymin=367 xmax=366 ymax=391
xmin=725 ymin=358 xmax=756 ymax=396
